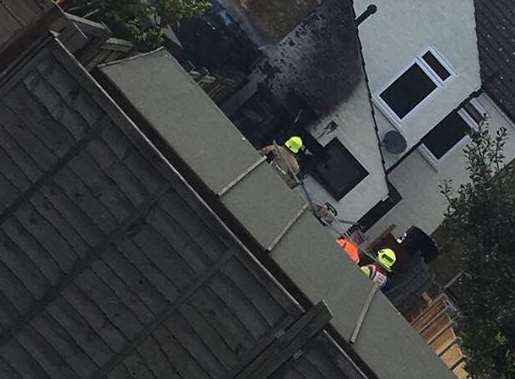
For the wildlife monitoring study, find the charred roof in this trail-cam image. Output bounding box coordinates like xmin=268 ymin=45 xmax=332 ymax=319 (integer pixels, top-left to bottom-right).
xmin=258 ymin=0 xmax=363 ymax=115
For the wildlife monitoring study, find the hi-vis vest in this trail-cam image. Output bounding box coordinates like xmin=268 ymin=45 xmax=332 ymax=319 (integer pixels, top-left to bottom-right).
xmin=364 ymin=264 xmax=388 ymax=288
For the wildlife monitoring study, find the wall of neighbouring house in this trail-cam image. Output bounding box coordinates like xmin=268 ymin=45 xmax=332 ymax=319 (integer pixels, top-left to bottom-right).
xmin=302 ymin=78 xmax=389 ymax=225
xmin=366 ymin=94 xmax=515 ymax=241
xmin=353 ymin=0 xmax=482 ymax=169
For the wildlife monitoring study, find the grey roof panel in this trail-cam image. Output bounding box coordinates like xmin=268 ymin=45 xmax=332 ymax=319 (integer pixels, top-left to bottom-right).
xmin=222 ymin=162 xmax=306 ymax=248
xmin=99 ymin=50 xmax=259 ymax=194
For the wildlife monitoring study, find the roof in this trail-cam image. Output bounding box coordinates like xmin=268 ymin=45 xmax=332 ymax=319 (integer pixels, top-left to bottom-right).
xmin=0 ymin=36 xmax=366 ymax=378
xmin=474 ymin=0 xmax=515 ymax=121
xmin=257 ymin=0 xmax=363 ymax=115
xmin=99 ymin=50 xmax=454 ymax=379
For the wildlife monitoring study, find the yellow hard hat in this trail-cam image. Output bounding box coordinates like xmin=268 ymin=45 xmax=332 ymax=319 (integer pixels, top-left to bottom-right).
xmin=285 ymin=136 xmax=303 ymax=154
xmin=377 ymin=248 xmax=396 ymax=269
xmin=360 ymin=266 xmax=371 ymax=278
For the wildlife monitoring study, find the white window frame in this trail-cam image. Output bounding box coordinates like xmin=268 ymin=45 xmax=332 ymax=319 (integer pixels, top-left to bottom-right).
xmin=418 ymin=100 xmax=486 ymax=168
xmin=374 ymin=47 xmax=456 ymax=127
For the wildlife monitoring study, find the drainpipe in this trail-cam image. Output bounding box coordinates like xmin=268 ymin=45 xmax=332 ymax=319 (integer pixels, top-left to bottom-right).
xmin=355 ymin=5 xmax=377 ymax=26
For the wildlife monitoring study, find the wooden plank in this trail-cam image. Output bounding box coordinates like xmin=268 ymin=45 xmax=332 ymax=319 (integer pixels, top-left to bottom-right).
xmin=136 ymin=337 xmax=181 ymax=379
xmin=0 ymin=104 xmax=57 ymax=170
xmin=47 ymin=297 xmax=113 ymax=367
xmin=122 ymin=148 xmax=168 ymax=195
xmin=30 ymin=191 xmax=90 ymax=257
xmin=101 ymin=247 xmax=168 ymax=315
xmin=148 ymin=205 xmax=212 ymax=273
xmin=0 ymin=339 xmax=48 ymax=379
xmin=152 ymin=326 xmax=209 ymax=379
xmin=123 ymin=353 xmax=156 ymax=379
xmin=157 ymin=193 xmax=228 ymax=262
xmin=40 ymin=182 xmax=105 ymax=247
xmin=0 ymin=262 xmax=34 ymax=314
xmin=130 ymin=225 xmax=195 ymax=289
xmin=350 ymin=285 xmax=379 ymax=344
xmin=74 ymin=269 xmax=144 ymax=340
xmin=0 ymin=290 xmax=18 ymax=331
xmin=16 ymin=325 xmax=79 ymax=379
xmin=291 ymin=356 xmax=324 ymax=378
xmin=0 ymin=169 xmax=20 ymax=210
xmin=31 ymin=312 xmax=98 ymax=378
xmin=62 ymin=284 xmax=127 ymax=352
xmin=164 ymin=312 xmax=225 ymax=377
xmin=34 ymin=55 xmax=102 ymax=128
xmin=115 ymin=239 xmax=180 ymax=303
xmin=53 ymin=166 xmax=118 ymax=235
xmin=4 ymin=82 xmax=76 ymax=156
xmin=108 ymin=364 xmax=132 ymax=379
xmin=0 ymin=125 xmax=43 ymax=182
xmin=68 ymin=151 xmax=135 ymax=223
xmin=235 ymin=301 xmax=332 ymax=379
xmin=178 ymin=301 xmax=239 ymax=369
xmin=86 ymin=139 xmax=150 ymax=206
xmin=14 ymin=201 xmax=78 ymax=273
xmin=0 ymin=228 xmax=49 ymax=298
xmin=0 ymin=149 xmax=31 ymax=192
xmin=90 ymin=259 xmax=155 ymax=326
xmin=0 ymin=356 xmax=22 ymax=379
xmin=189 ymin=287 xmax=256 ymax=354
xmin=208 ymin=271 xmax=270 ymax=340
xmin=223 ymin=257 xmax=288 ymax=327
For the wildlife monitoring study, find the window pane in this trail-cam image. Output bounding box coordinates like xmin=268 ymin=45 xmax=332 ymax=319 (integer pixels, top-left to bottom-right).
xmin=463 ymin=101 xmax=485 ymax=125
xmin=311 ymin=139 xmax=368 ymax=200
xmin=422 ymin=51 xmax=451 ymax=81
xmin=380 ymin=63 xmax=437 ymax=119
xmin=422 ymin=111 xmax=470 ymax=159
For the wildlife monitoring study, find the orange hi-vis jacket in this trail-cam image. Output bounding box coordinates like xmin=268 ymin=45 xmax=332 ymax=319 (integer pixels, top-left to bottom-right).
xmin=336 ymin=237 xmax=360 ymax=264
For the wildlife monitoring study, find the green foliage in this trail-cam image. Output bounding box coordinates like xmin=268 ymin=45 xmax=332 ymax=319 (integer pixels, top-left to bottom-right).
xmin=65 ymin=0 xmax=210 ymax=50
xmin=441 ymin=124 xmax=515 ymax=378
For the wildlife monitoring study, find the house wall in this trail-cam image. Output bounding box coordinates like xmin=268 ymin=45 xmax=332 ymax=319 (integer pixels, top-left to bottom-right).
xmin=366 ymin=94 xmax=515 ymax=240
xmin=353 ymin=0 xmax=482 ymax=169
xmin=303 ymin=78 xmax=389 ymax=224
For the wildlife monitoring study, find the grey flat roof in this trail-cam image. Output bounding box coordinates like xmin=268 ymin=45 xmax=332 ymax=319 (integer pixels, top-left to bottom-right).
xmin=100 ymin=50 xmax=454 ymax=379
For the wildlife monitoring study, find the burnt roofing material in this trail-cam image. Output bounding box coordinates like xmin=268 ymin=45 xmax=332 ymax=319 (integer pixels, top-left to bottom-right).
xmin=474 ymin=0 xmax=515 ymax=121
xmin=258 ymin=0 xmax=363 ymax=115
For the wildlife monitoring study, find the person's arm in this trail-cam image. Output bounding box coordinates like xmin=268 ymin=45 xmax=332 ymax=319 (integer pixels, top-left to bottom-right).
xmin=260 ymin=145 xmax=274 ymax=155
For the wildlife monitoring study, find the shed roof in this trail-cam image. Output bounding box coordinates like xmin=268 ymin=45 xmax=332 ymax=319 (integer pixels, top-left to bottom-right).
xmin=99 ymin=50 xmax=454 ymax=379
xmin=474 ymin=0 xmax=515 ymax=121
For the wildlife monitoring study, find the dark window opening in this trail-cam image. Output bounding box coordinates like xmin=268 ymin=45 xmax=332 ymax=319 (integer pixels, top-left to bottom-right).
xmin=463 ymin=101 xmax=485 ymax=125
xmin=358 ymin=182 xmax=402 ymax=231
xmin=310 ymin=139 xmax=368 ymax=201
xmin=380 ymin=63 xmax=438 ymax=119
xmin=422 ymin=111 xmax=470 ymax=159
xmin=422 ymin=51 xmax=451 ymax=81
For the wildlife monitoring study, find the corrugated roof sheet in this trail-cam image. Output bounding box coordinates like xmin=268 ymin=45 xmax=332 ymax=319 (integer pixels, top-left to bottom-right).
xmin=474 ymin=0 xmax=515 ymax=121
xmin=99 ymin=50 xmax=454 ymax=379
